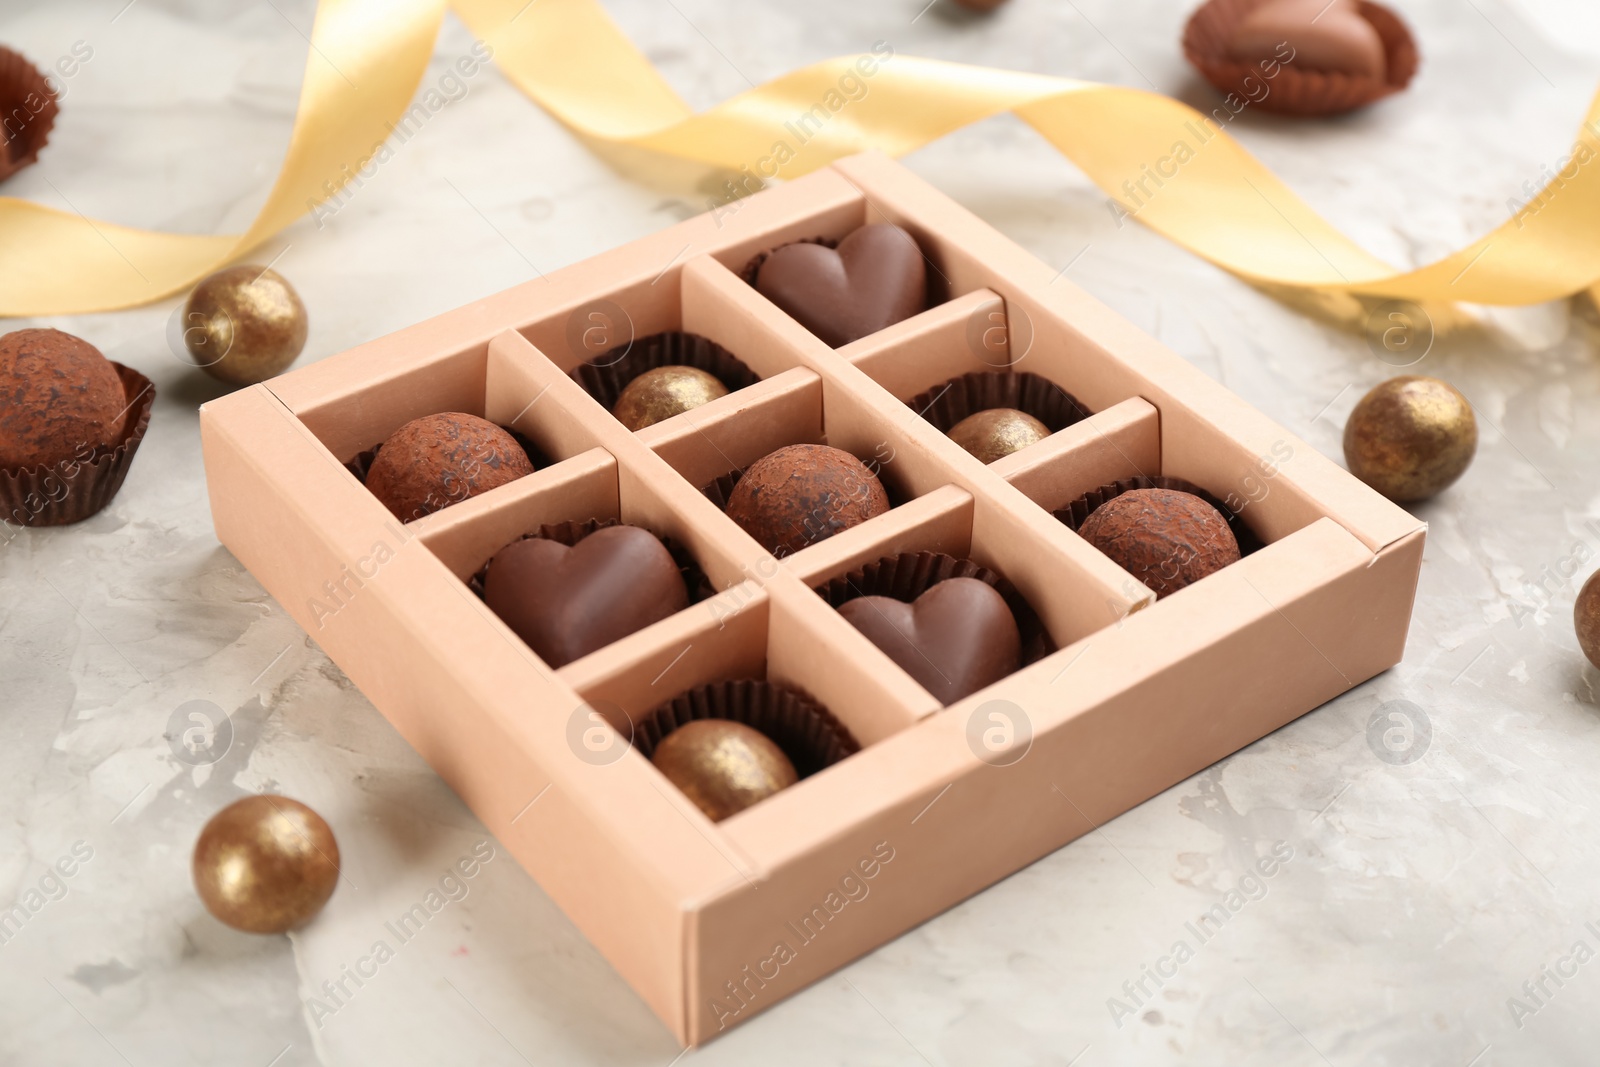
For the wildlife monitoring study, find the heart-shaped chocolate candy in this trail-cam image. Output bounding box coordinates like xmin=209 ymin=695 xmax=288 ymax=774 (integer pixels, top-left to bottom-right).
xmin=1229 ymin=0 xmax=1385 ymax=79
xmin=484 ymin=525 xmax=689 ymax=668
xmin=755 ymin=224 xmax=928 ymax=348
xmin=837 ymin=577 xmax=1020 ymax=705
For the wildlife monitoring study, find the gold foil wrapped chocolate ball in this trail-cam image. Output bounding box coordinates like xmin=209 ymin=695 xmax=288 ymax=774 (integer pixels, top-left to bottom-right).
xmin=193 ymin=795 xmax=340 ymax=933
xmin=184 ymin=266 xmax=309 ymax=387
xmin=948 ymin=407 xmax=1049 ymax=464
xmin=613 ymin=366 xmax=728 ymax=431
xmin=1343 ymin=376 xmax=1476 ymax=503
xmin=652 ymin=719 xmax=798 ymax=822
xmin=1576 ymin=572 xmax=1600 ymax=670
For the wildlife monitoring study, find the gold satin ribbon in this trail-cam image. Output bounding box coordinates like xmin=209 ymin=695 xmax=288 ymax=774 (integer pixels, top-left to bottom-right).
xmin=4 ymin=0 xmax=1599 ymax=317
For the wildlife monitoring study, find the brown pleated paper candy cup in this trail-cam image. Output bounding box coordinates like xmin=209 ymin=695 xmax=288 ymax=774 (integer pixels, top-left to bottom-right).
xmin=699 ymin=466 xmax=744 ymax=512
xmin=1 ymin=364 xmax=154 ymax=528
xmin=1054 ymin=475 xmax=1265 ymax=557
xmin=907 ymin=371 xmax=1091 ymax=438
xmin=467 ymin=517 xmax=715 ymax=605
xmin=1182 ymin=0 xmax=1418 ymax=117
xmin=0 ymin=47 xmax=58 ymax=181
xmin=815 ymin=550 xmax=1056 ymax=668
xmin=572 ymin=331 xmax=759 ymax=414
xmin=632 ymin=679 xmax=860 ymax=780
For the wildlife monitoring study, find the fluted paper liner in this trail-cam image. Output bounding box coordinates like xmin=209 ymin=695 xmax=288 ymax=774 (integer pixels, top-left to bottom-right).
xmin=1182 ymin=0 xmax=1418 ymax=117
xmin=816 ymin=550 xmax=1054 ymax=668
xmin=572 ymin=331 xmax=758 ymax=415
xmin=0 ymin=47 xmax=58 ymax=182
xmin=907 ymin=371 xmax=1090 ymax=438
xmin=467 ymin=517 xmax=713 ymax=605
xmin=632 ymin=679 xmax=859 ymax=779
xmin=1056 ymin=475 xmax=1265 ymax=557
xmin=0 ymin=363 xmax=154 ymax=528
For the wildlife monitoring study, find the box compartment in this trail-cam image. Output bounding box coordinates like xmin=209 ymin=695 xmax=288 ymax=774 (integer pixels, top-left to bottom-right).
xmin=199 ymin=153 xmax=1426 ymax=1049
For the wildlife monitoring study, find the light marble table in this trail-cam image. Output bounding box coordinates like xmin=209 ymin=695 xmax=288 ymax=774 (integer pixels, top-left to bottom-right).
xmin=4 ymin=0 xmax=1600 ymax=1064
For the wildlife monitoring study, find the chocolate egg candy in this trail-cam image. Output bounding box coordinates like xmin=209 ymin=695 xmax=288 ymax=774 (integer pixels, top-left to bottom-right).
xmin=1343 ymin=376 xmax=1476 ymax=503
xmin=612 ymin=365 xmax=729 ymax=431
xmin=755 ymin=224 xmax=928 ymax=347
xmin=484 ymin=525 xmax=689 ymax=668
xmin=725 ymin=443 xmax=891 ymax=557
xmin=948 ymin=408 xmax=1050 ymax=464
xmin=838 ymin=577 xmax=1021 ymax=705
xmin=652 ymin=719 xmax=798 ymax=821
xmin=1577 ymin=572 xmax=1600 ymax=670
xmin=364 ymin=413 xmax=533 ymax=522
xmin=0 ymin=329 xmax=126 ymax=470
xmin=1229 ymin=0 xmax=1385 ymax=79
xmin=192 ymin=795 xmax=340 ymax=934
xmin=1078 ymin=488 xmax=1240 ymax=599
xmin=184 ymin=266 xmax=309 ymax=386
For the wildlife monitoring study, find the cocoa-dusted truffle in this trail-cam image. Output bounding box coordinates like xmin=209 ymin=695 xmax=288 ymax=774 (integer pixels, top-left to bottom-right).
xmin=1077 ymin=488 xmax=1240 ymax=598
xmin=0 ymin=328 xmax=127 ymax=470
xmin=725 ymin=444 xmax=890 ymax=557
xmin=364 ymin=412 xmax=533 ymax=523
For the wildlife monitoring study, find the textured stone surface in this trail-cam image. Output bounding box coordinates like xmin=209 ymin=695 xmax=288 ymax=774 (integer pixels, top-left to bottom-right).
xmin=3 ymin=1 xmax=1600 ymax=1064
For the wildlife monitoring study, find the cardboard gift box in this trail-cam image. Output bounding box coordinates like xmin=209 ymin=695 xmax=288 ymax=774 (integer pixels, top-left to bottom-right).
xmin=200 ymin=152 xmax=1424 ymax=1045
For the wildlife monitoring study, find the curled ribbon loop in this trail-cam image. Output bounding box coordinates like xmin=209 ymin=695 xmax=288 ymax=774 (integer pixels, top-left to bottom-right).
xmin=2 ymin=0 xmax=1598 ymax=317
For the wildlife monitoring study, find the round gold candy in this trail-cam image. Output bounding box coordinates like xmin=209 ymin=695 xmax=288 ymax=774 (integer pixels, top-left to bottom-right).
xmin=1577 ymin=572 xmax=1600 ymax=669
xmin=948 ymin=407 xmax=1050 ymax=465
xmin=651 ymin=719 xmax=798 ymax=822
xmin=612 ymin=366 xmax=729 ymax=431
xmin=184 ymin=266 xmax=309 ymax=386
xmin=193 ymin=795 xmax=340 ymax=933
xmin=1343 ymin=376 xmax=1477 ymax=503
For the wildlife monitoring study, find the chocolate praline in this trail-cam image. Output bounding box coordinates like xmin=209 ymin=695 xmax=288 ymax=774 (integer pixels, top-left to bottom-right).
xmin=948 ymin=408 xmax=1049 ymax=465
xmin=483 ymin=525 xmax=688 ymax=668
xmin=1343 ymin=376 xmax=1476 ymax=503
xmin=754 ymin=224 xmax=928 ymax=347
xmin=838 ymin=577 xmax=1020 ymax=704
xmin=1576 ymin=571 xmax=1600 ymax=671
xmin=1077 ymin=488 xmax=1240 ymax=598
xmin=1229 ymin=0 xmax=1385 ymax=79
xmin=725 ymin=443 xmax=890 ymax=557
xmin=652 ymin=719 xmax=798 ymax=822
xmin=0 ymin=328 xmax=127 ymax=470
xmin=612 ymin=365 xmax=728 ymax=431
xmin=364 ymin=412 xmax=533 ymax=523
